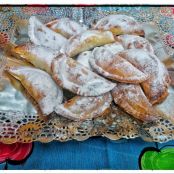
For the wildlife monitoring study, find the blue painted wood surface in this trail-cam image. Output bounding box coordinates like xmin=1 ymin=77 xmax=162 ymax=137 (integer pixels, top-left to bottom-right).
xmin=0 ymin=138 xmax=174 ymax=170
xmin=0 ymin=138 xmax=160 ymax=170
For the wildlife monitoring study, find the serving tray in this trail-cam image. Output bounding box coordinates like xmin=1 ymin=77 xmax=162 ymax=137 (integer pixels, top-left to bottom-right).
xmin=0 ymin=6 xmax=174 ymax=144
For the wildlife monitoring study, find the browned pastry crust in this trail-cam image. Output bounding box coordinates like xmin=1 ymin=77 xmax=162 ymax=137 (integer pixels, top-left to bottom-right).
xmin=28 ymin=16 xmax=67 ymax=50
xmin=2 ymin=71 xmax=43 ymax=116
xmin=46 ymin=18 xmax=87 ymax=38
xmin=5 ymin=56 xmax=33 ymax=69
xmin=115 ymin=34 xmax=154 ymax=54
xmin=65 ymin=30 xmax=115 ymax=57
xmin=90 ymin=43 xmax=148 ymax=83
xmin=93 ymin=14 xmax=144 ymax=36
xmin=51 ymin=54 xmax=116 ymax=96
xmin=111 ymin=83 xmax=159 ymax=122
xmin=7 ymin=66 xmax=63 ymax=116
xmin=55 ymin=92 xmax=112 ymax=121
xmin=10 ymin=43 xmax=60 ymax=74
xmin=118 ymin=49 xmax=171 ymax=104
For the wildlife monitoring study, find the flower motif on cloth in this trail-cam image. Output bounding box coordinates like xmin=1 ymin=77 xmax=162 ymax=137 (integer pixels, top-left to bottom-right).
xmin=160 ymin=7 xmax=174 ymax=18
xmin=0 ymin=142 xmax=33 ymax=169
xmin=164 ymin=34 xmax=174 ymax=48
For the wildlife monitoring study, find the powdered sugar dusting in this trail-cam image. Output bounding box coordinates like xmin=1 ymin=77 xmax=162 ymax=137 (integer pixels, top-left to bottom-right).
xmin=55 ymin=92 xmax=112 ymax=121
xmin=119 ymin=49 xmax=170 ymax=104
xmin=92 ymin=42 xmax=124 ymax=62
xmin=76 ymin=51 xmax=93 ymax=70
xmin=8 ymin=66 xmax=63 ymax=115
xmin=112 ymin=83 xmax=158 ymax=121
xmin=116 ymin=34 xmax=154 ymax=54
xmin=46 ymin=18 xmax=87 ymax=38
xmin=79 ymin=30 xmax=113 ymax=42
xmin=65 ymin=30 xmax=115 ymax=57
xmin=94 ymin=14 xmax=143 ymax=34
xmin=20 ymin=43 xmax=60 ymax=73
xmin=52 ymin=54 xmax=116 ymax=96
xmin=28 ymin=16 xmax=67 ymax=50
xmin=89 ymin=43 xmax=148 ymax=83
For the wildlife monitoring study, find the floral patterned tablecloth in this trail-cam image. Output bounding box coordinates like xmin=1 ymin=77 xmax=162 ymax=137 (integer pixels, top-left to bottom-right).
xmin=0 ymin=6 xmax=174 ymax=170
xmin=1 ymin=6 xmax=174 ymax=54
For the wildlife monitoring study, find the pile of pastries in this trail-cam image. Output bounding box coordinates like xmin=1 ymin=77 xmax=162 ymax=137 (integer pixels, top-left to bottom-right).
xmin=2 ymin=14 xmax=173 ymax=124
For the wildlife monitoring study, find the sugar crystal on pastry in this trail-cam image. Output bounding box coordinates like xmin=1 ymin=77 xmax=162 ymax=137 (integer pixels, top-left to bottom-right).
xmin=118 ymin=49 xmax=171 ymax=104
xmin=65 ymin=30 xmax=115 ymax=57
xmin=8 ymin=66 xmax=63 ymax=115
xmin=116 ymin=34 xmax=154 ymax=54
xmin=46 ymin=18 xmax=87 ymax=38
xmin=94 ymin=14 xmax=144 ymax=36
xmin=55 ymin=92 xmax=112 ymax=121
xmin=89 ymin=42 xmax=148 ymax=83
xmin=28 ymin=16 xmax=67 ymax=51
xmin=11 ymin=43 xmax=60 ymax=74
xmin=51 ymin=54 xmax=116 ymax=96
xmin=112 ymin=83 xmax=159 ymax=122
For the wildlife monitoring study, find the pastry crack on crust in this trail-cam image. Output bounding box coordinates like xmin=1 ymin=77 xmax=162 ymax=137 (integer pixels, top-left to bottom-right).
xmin=0 ymin=13 xmax=174 ymax=143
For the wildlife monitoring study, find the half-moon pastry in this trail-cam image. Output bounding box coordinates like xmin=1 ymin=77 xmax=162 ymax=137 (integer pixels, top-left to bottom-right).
xmin=28 ymin=16 xmax=67 ymax=50
xmin=65 ymin=30 xmax=115 ymax=57
xmin=55 ymin=92 xmax=112 ymax=121
xmin=51 ymin=54 xmax=116 ymax=96
xmin=7 ymin=66 xmax=63 ymax=115
xmin=11 ymin=43 xmax=60 ymax=74
xmin=111 ymin=83 xmax=159 ymax=122
xmin=89 ymin=43 xmax=148 ymax=83
xmin=46 ymin=18 xmax=87 ymax=38
xmin=3 ymin=71 xmax=43 ymax=115
xmin=116 ymin=34 xmax=154 ymax=54
xmin=94 ymin=14 xmax=144 ymax=36
xmin=76 ymin=51 xmax=93 ymax=70
xmin=118 ymin=49 xmax=171 ymax=104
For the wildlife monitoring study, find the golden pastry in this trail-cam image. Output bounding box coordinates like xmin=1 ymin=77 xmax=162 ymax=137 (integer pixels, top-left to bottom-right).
xmin=65 ymin=30 xmax=115 ymax=57
xmin=7 ymin=66 xmax=63 ymax=115
xmin=94 ymin=14 xmax=144 ymax=36
xmin=116 ymin=34 xmax=154 ymax=54
xmin=3 ymin=71 xmax=43 ymax=115
xmin=5 ymin=56 xmax=33 ymax=69
xmin=46 ymin=18 xmax=87 ymax=38
xmin=55 ymin=92 xmax=112 ymax=121
xmin=89 ymin=43 xmax=148 ymax=83
xmin=112 ymin=83 xmax=159 ymax=122
xmin=28 ymin=16 xmax=67 ymax=50
xmin=51 ymin=54 xmax=116 ymax=96
xmin=10 ymin=43 xmax=60 ymax=74
xmin=2 ymin=55 xmax=32 ymax=92
xmin=118 ymin=49 xmax=171 ymax=104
